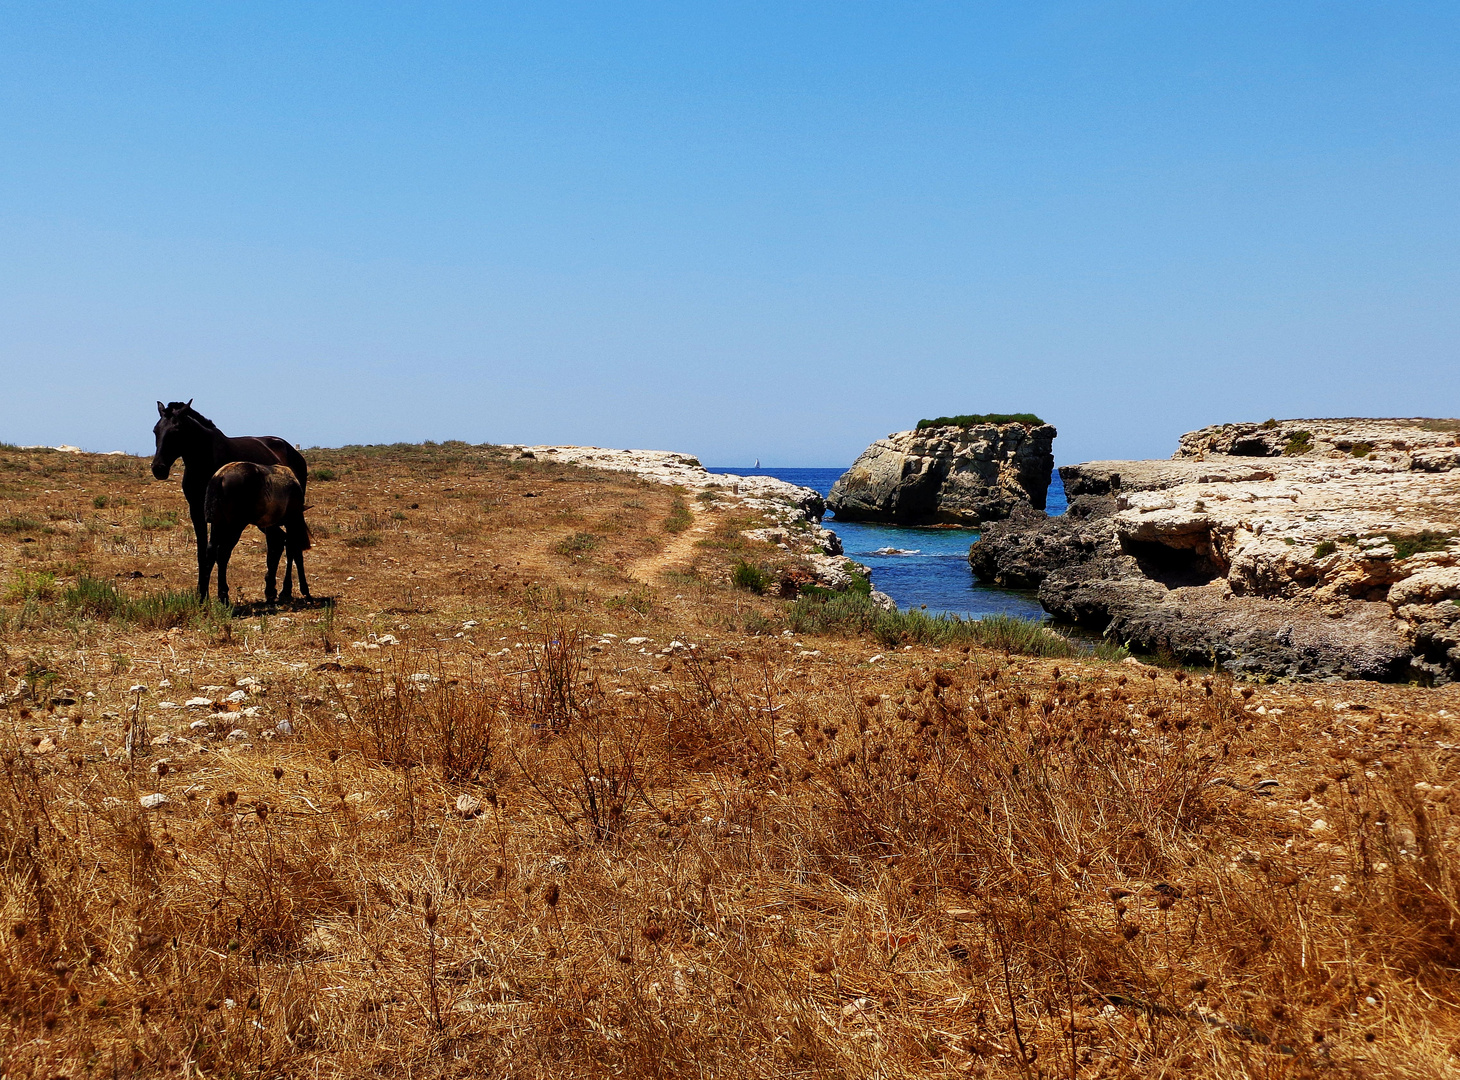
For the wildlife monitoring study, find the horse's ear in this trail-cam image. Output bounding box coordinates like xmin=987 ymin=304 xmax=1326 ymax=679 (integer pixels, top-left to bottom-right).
xmin=185 ymin=398 xmax=193 ymax=409
xmin=157 ymin=401 xmax=166 ymax=417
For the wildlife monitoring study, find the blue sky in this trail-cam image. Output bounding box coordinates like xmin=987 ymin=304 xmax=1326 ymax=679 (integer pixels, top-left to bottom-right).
xmin=2 ymin=3 xmax=1457 ymax=465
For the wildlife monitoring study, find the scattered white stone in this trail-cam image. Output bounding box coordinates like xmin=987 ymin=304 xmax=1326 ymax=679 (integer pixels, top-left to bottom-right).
xmin=226 ymin=728 xmax=249 ymax=741
xmin=226 ymin=690 xmax=248 ymax=703
xmin=454 ymin=794 xmax=483 ymax=818
xmin=626 ymin=637 xmax=651 ymax=645
xmin=129 ymin=684 xmax=149 ymax=693
xmin=377 ymin=634 xmax=400 ymax=645
xmin=189 ymin=719 xmax=210 ymax=731
xmin=139 ymin=793 xmax=168 ymax=810
xmin=275 ymin=719 xmax=295 ymax=736
xmin=158 ymin=702 xmax=179 ymax=709
xmin=236 ymin=677 xmax=260 ymax=688
xmin=184 ymin=697 xmax=213 ymax=709
xmin=866 ymin=655 xmax=884 ymax=664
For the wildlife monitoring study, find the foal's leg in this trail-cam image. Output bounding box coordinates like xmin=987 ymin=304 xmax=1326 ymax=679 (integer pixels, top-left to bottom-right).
xmin=274 ymin=525 xmax=295 ymax=602
xmin=264 ymin=526 xmax=285 ymax=604
xmin=287 ymin=517 xmax=310 ymax=600
xmin=213 ymin=524 xmax=245 ymax=606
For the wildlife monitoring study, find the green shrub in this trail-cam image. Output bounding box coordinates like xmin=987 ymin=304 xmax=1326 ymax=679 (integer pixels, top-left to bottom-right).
xmin=555 ymin=532 xmax=600 ymax=556
xmin=5 ymin=570 xmax=57 ymax=602
xmin=139 ymin=509 xmax=180 ymax=530
xmin=63 ymin=576 xmax=230 ymax=628
xmin=310 ymin=466 xmax=338 ymax=481
xmin=91 ymin=494 xmax=109 ymax=509
xmin=663 ymin=495 xmax=693 ymax=535
xmin=916 ymin=413 xmax=1045 ymax=430
xmin=730 ymin=560 xmax=771 ymax=594
xmin=786 ymin=589 xmax=1083 ymax=658
xmin=0 ymin=515 xmax=39 ymax=534
xmin=1260 ymin=418 xmax=1280 ymax=429
xmin=345 ymin=532 xmax=382 ymax=548
xmin=1349 ymin=442 xmax=1372 ymax=459
xmin=743 ymin=611 xmax=777 ymax=635
xmin=1313 ymin=540 xmax=1338 ymax=558
xmin=1387 ymin=530 xmax=1455 ymax=560
xmin=1282 ymin=431 xmax=1313 ymax=456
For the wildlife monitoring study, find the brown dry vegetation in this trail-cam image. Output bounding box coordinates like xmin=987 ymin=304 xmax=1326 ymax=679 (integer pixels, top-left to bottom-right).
xmin=2 ymin=443 xmax=1460 ymax=1079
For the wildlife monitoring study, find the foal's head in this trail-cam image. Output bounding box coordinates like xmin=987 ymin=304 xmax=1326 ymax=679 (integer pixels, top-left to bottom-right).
xmin=151 ymin=399 xmax=199 ymax=480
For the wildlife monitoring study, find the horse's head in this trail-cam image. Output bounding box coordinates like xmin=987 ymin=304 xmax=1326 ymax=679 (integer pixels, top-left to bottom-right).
xmin=151 ymin=399 xmax=193 ymax=480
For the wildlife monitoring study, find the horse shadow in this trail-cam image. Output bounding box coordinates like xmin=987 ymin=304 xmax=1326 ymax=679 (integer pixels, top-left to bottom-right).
xmin=228 ymin=595 xmax=338 ymax=618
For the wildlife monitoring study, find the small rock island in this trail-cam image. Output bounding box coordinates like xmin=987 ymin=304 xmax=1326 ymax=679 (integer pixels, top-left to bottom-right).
xmin=971 ymin=417 xmax=1460 ymax=682
xmin=827 ymin=414 xmax=1057 ymax=525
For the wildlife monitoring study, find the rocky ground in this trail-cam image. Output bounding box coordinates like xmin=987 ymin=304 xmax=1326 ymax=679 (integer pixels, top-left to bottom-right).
xmin=3 ymin=440 xmax=1460 ymax=1078
xmin=519 ymin=443 xmax=895 ymax=606
xmin=972 ymin=419 xmax=1460 ymax=682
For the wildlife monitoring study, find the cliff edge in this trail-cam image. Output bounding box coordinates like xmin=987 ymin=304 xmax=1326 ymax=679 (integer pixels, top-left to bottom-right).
xmin=970 ymin=418 xmax=1460 ymax=682
xmin=827 ymin=421 xmax=1056 ymax=525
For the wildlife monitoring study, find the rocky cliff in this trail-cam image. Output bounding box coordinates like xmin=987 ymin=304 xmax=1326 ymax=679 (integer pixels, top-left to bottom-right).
xmin=970 ymin=418 xmax=1460 ymax=682
xmin=827 ymin=422 xmax=1056 ymax=525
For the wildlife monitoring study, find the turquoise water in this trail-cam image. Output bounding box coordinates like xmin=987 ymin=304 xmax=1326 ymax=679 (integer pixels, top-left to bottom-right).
xmin=706 ymin=467 xmax=1066 ymax=621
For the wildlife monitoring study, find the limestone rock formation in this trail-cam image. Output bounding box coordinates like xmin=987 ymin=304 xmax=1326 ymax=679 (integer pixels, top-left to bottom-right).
xmin=827 ymin=422 xmax=1057 ymax=525
xmin=970 ymin=418 xmax=1460 ymax=682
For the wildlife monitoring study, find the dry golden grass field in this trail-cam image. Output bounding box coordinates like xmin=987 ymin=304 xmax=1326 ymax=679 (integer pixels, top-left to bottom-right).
xmin=2 ymin=442 xmax=1459 ymax=1079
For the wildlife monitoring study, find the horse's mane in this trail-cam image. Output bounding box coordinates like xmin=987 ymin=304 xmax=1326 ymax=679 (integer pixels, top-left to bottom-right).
xmin=168 ymin=402 xmax=221 ymax=434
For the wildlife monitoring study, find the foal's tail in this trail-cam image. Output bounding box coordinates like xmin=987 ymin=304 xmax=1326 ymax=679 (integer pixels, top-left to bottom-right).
xmin=295 ymin=514 xmax=313 ymax=551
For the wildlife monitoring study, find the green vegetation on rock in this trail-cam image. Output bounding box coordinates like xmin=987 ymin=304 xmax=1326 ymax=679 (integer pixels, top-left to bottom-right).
xmin=916 ymin=413 xmax=1045 ymax=430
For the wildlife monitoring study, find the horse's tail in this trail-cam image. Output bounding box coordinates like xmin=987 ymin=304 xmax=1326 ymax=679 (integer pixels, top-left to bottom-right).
xmin=203 ymin=476 xmax=222 ymax=525
xmin=296 ymin=514 xmax=313 ymax=551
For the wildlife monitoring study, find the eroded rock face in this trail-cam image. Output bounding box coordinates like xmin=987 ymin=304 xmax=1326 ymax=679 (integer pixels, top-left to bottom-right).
xmin=970 ymin=418 xmax=1460 ymax=682
xmin=828 ymin=423 xmax=1056 ymax=525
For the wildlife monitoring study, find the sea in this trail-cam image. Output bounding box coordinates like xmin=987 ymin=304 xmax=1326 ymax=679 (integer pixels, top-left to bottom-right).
xmin=705 ymin=467 xmax=1067 ymax=621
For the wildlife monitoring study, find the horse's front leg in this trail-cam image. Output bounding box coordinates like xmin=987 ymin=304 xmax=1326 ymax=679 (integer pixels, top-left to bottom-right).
xmin=192 ymin=505 xmax=212 ymax=599
xmin=264 ymin=527 xmax=285 ymax=604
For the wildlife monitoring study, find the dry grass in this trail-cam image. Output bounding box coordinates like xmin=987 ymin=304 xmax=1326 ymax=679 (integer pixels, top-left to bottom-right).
xmin=1 ymin=444 xmax=1458 ymax=1078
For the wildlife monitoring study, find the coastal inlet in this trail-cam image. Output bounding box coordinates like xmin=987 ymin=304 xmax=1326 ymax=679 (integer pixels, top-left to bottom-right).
xmin=708 ymin=466 xmax=1066 ymax=621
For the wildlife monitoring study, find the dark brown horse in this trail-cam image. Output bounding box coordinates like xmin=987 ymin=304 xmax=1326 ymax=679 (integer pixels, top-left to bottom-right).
xmin=204 ymin=462 xmax=312 ymax=605
xmin=151 ymin=400 xmax=309 ymax=600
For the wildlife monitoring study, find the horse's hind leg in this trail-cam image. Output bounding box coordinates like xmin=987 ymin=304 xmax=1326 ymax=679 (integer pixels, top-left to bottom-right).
xmin=264 ymin=526 xmax=285 ymax=604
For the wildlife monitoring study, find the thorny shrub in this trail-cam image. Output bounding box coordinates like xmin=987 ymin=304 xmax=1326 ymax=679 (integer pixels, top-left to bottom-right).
xmin=2 ymin=629 xmax=1459 ymax=1077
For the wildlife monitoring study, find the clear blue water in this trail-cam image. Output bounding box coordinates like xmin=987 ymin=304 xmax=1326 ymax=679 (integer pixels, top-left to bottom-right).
xmin=706 ymin=467 xmax=1067 ymax=621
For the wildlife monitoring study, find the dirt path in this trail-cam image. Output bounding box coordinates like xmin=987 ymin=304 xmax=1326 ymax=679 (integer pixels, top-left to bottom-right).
xmin=627 ymin=504 xmax=710 ymax=585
